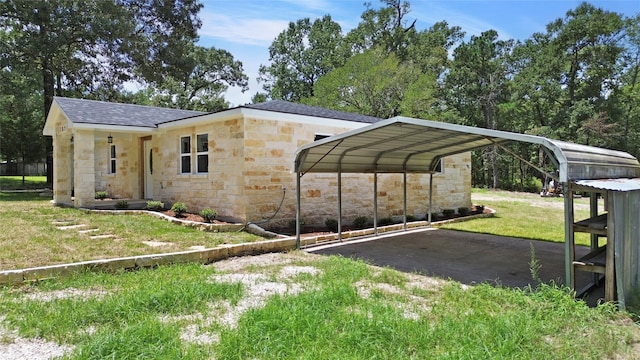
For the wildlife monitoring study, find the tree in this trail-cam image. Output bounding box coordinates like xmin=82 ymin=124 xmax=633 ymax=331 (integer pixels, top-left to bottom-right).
xmin=344 ymin=0 xmax=416 ymax=58
xmin=1 ymin=0 xmax=203 ymax=183
xmin=444 ymin=30 xmax=514 ymax=188
xmin=146 ymin=45 xmax=248 ymax=111
xmin=306 ymin=48 xmax=436 ymax=119
xmin=258 ymin=15 xmax=347 ymax=102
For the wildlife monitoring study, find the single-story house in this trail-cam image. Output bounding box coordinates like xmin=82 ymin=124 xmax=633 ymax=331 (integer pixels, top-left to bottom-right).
xmin=43 ymin=97 xmax=470 ymax=229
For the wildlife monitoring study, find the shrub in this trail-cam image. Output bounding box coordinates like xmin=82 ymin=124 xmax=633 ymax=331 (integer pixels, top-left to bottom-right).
xmin=406 ymin=214 xmax=417 ymax=222
xmin=352 ymin=216 xmax=369 ymax=229
xmin=200 ymin=208 xmax=218 ymax=223
xmin=325 ymin=218 xmax=339 ymax=232
xmin=458 ymin=207 xmax=471 ymax=216
xmin=171 ymin=202 xmax=188 ymax=217
xmin=442 ymin=209 xmax=455 ymax=218
xmin=429 ymin=212 xmax=440 ymax=221
xmin=378 ymin=217 xmax=394 ymax=226
xmin=475 ymin=205 xmax=485 ymax=214
xmin=95 ymin=191 xmax=108 ymax=200
xmin=146 ymin=200 xmax=164 ymax=211
xmin=115 ymin=200 xmax=129 ymax=210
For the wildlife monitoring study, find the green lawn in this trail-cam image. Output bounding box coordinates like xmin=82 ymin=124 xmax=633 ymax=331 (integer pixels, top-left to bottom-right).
xmin=441 ymin=189 xmax=595 ymax=246
xmin=0 ymin=175 xmax=48 ymax=190
xmin=0 ymin=192 xmax=262 ymax=270
xmin=0 ymin=253 xmax=637 ymax=359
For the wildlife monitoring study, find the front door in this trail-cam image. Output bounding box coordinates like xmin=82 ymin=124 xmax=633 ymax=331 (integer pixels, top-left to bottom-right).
xmin=143 ymin=140 xmax=153 ymax=199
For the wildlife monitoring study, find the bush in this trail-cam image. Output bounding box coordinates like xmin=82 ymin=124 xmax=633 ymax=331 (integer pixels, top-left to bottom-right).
xmin=200 ymin=208 xmax=218 ymax=223
xmin=474 ymin=204 xmax=485 ymax=214
xmin=458 ymin=207 xmax=471 ymax=216
xmin=288 ymin=218 xmax=305 ymax=232
xmin=146 ymin=200 xmax=164 ymax=211
xmin=378 ymin=217 xmax=394 ymax=226
xmin=352 ymin=216 xmax=369 ymax=229
xmin=115 ymin=200 xmax=129 ymax=210
xmin=442 ymin=209 xmax=455 ymax=218
xmin=325 ymin=218 xmax=339 ymax=232
xmin=95 ymin=191 xmax=108 ymax=200
xmin=171 ymin=202 xmax=188 ymax=217
xmin=406 ymin=214 xmax=417 ymax=222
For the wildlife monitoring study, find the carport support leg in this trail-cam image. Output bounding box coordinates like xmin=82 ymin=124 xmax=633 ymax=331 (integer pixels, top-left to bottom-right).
xmin=564 ymin=183 xmax=575 ymax=293
xmin=374 ymin=171 xmax=378 ymax=236
xmin=296 ymin=173 xmax=301 ymax=249
xmin=338 ymin=169 xmax=342 ymax=242
xmin=403 ymin=171 xmax=407 ymax=230
xmin=428 ymin=173 xmax=433 ymax=225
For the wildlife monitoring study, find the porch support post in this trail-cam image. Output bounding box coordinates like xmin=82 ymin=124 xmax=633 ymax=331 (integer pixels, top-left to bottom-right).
xmin=73 ymin=129 xmax=95 ymax=208
xmin=52 ymin=131 xmax=73 ymax=206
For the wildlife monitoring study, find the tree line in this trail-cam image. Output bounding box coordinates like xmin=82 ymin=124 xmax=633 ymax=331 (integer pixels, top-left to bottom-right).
xmin=257 ymin=1 xmax=640 ymax=191
xmin=1 ymin=0 xmax=639 ymax=191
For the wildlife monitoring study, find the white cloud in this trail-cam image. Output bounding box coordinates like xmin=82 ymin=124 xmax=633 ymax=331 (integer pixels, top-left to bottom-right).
xmin=200 ymin=11 xmax=290 ymax=45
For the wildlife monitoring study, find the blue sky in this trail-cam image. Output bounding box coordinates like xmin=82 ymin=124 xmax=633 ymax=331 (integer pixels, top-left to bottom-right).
xmin=198 ymin=0 xmax=640 ymax=106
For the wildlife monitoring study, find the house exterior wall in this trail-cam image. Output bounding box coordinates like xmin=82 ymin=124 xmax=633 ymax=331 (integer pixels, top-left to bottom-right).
xmin=152 ymin=118 xmax=247 ymax=222
xmin=94 ymin=133 xmax=140 ymax=199
xmin=241 ymin=116 xmax=471 ymax=229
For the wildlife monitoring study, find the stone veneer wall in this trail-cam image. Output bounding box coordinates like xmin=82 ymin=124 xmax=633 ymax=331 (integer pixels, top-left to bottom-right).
xmin=94 ymin=113 xmax=470 ymax=227
xmin=94 ymin=133 xmax=140 ymax=200
xmin=152 ymin=118 xmax=247 ymax=222
xmin=241 ymin=117 xmax=471 ymax=229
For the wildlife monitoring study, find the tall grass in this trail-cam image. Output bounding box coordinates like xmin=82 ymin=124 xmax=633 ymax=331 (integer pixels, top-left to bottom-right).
xmin=1 ymin=255 xmax=636 ymax=359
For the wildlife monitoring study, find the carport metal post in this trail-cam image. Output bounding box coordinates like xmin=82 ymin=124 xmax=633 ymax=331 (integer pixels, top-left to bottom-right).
xmin=296 ymin=172 xmax=302 ymax=249
xmin=403 ymin=171 xmax=407 ymax=230
xmin=564 ymin=182 xmax=575 ymax=290
xmin=374 ymin=170 xmax=378 ymax=235
xmin=338 ymin=167 xmax=343 ymax=242
xmin=428 ymin=173 xmax=433 ymax=224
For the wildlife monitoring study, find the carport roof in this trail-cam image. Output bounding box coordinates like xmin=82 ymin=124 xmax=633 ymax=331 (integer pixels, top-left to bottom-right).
xmin=294 ymin=117 xmax=640 ymax=183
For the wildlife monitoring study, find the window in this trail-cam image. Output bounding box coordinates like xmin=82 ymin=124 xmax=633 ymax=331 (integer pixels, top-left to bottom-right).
xmin=196 ymin=133 xmax=208 ymax=173
xmin=180 ymin=136 xmax=191 ymax=174
xmin=109 ymin=145 xmax=116 ymax=174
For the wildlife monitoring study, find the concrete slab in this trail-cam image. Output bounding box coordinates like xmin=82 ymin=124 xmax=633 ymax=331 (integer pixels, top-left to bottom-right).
xmin=308 ymin=228 xmax=595 ymax=290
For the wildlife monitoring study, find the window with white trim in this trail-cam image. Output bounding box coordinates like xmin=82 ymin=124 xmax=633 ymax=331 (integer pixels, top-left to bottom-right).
xmin=180 ymin=136 xmax=191 ymax=174
xmin=109 ymin=145 xmax=116 ymax=174
xmin=196 ymin=133 xmax=208 ymax=173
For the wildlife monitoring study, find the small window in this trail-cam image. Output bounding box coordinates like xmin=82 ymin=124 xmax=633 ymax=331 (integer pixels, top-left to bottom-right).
xmin=196 ymin=133 xmax=208 ymax=173
xmin=180 ymin=136 xmax=191 ymax=174
xmin=109 ymin=145 xmax=116 ymax=174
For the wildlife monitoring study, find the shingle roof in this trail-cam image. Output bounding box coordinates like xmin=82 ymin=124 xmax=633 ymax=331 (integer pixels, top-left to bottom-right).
xmin=54 ymin=97 xmax=207 ymax=128
xmin=54 ymin=97 xmax=383 ymax=128
xmin=243 ymin=100 xmax=382 ymax=124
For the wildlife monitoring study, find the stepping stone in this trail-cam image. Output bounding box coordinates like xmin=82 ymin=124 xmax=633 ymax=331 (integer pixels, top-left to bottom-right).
xmin=78 ymin=228 xmax=100 ymax=234
xmin=90 ymin=234 xmax=116 ymax=239
xmin=51 ymin=221 xmax=73 ymax=225
xmin=142 ymin=240 xmax=172 ymax=247
xmin=57 ymin=224 xmax=87 ymax=230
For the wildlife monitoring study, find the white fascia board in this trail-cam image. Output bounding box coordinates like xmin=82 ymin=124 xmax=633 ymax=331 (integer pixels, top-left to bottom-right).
xmin=240 ymin=108 xmax=368 ymax=129
xmin=157 ymin=108 xmax=244 ymax=129
xmin=157 ymin=107 xmax=369 ymax=130
xmin=72 ymin=123 xmax=155 ymax=134
xmin=42 ymin=102 xmax=63 ymax=136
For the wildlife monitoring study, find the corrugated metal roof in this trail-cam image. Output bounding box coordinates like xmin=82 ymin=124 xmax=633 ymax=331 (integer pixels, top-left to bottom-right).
xmin=244 ymin=100 xmax=382 ymax=124
xmin=294 ymin=117 xmax=640 ymax=182
xmin=574 ymin=178 xmax=640 ymax=192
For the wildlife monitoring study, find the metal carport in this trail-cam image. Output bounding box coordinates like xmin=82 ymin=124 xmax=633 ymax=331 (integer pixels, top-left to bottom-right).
xmin=293 ymin=117 xmax=640 ymax=306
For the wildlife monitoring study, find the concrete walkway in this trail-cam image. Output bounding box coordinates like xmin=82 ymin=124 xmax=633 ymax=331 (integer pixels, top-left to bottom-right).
xmin=308 ymin=228 xmax=596 ymax=290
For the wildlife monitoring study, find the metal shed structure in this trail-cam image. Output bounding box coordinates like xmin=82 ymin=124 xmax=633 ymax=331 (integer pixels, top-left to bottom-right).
xmin=293 ymin=117 xmax=640 ymax=307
